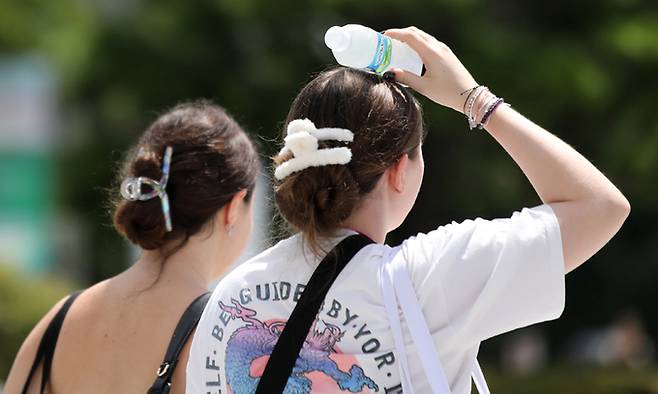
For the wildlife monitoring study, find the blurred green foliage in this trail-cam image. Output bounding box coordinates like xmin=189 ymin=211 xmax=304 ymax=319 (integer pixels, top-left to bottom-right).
xmin=0 ymin=265 xmax=73 ymax=378
xmin=0 ymin=0 xmax=656 ymax=389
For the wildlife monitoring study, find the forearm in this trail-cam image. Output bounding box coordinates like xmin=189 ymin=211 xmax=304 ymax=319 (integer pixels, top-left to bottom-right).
xmin=484 ymin=104 xmax=630 ymax=271
xmin=383 ymin=26 xmax=630 ymax=271
xmin=484 ymin=104 xmax=625 ymax=206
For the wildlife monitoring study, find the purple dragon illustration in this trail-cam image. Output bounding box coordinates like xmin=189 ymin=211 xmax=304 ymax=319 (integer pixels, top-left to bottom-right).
xmin=219 ymin=298 xmax=379 ymax=393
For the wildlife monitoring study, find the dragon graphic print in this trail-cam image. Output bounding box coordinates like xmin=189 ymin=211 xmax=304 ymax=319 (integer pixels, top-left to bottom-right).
xmin=193 ymin=280 xmax=404 ymax=394
xmin=219 ymin=298 xmax=378 ymax=393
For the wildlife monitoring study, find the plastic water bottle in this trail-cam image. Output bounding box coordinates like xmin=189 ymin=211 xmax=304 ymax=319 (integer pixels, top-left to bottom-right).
xmin=324 ymin=24 xmax=423 ymax=76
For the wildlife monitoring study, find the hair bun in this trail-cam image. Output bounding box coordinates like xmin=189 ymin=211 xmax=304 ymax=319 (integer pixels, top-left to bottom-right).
xmin=114 ymin=198 xmax=169 ymax=250
xmin=131 ymin=150 xmax=163 ymax=180
xmin=113 ymin=148 xmax=170 ymax=250
xmin=112 ymin=101 xmax=260 ymax=253
xmin=274 ymin=67 xmax=425 ymax=255
xmin=275 ymin=165 xmax=360 ymax=248
xmin=314 ymin=187 xmax=331 ymax=211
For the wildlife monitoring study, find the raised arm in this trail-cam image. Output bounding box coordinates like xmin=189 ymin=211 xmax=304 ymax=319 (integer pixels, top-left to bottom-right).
xmin=384 ymin=27 xmax=630 ymax=273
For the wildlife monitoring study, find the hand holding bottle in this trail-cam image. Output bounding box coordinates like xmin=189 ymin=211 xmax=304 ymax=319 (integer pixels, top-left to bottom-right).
xmin=325 ymin=24 xmax=423 ymax=76
xmin=384 ymin=27 xmax=478 ymax=114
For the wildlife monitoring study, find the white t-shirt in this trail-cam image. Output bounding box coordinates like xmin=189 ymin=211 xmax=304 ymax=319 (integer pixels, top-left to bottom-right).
xmin=186 ymin=204 xmax=565 ymax=394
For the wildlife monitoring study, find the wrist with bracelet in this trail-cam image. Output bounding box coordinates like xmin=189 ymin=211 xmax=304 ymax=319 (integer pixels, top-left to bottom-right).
xmin=459 ymin=85 xmax=507 ymax=130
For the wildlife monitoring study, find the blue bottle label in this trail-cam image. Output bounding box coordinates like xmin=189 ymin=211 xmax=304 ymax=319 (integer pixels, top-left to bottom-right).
xmin=366 ymin=33 xmax=392 ymax=74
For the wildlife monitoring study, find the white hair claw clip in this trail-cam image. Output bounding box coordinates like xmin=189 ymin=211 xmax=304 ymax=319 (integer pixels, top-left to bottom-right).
xmin=274 ymin=119 xmax=354 ymax=180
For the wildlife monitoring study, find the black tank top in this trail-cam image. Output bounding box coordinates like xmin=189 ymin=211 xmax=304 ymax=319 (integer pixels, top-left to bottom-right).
xmin=21 ymin=291 xmax=210 ymax=394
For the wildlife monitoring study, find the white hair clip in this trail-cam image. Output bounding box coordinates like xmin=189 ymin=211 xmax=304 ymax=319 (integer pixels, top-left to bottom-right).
xmin=274 ymin=118 xmax=354 ymax=180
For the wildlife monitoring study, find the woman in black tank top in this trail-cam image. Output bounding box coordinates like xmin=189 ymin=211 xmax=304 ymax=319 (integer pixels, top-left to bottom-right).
xmin=3 ymin=101 xmax=260 ymax=394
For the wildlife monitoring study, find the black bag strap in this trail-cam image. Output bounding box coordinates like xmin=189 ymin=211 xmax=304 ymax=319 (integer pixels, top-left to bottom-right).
xmin=147 ymin=292 xmax=211 ymax=394
xmin=22 ymin=290 xmax=83 ymax=394
xmin=255 ymin=234 xmax=373 ymax=393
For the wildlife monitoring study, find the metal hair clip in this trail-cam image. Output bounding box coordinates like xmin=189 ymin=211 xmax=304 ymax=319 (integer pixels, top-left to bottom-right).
xmin=120 ymin=146 xmax=173 ymax=232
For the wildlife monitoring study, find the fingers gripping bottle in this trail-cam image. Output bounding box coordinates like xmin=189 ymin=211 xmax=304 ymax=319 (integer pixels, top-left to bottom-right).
xmin=324 ymin=24 xmax=423 ymax=76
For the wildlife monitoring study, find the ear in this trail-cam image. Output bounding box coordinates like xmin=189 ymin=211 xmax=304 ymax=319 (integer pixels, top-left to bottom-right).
xmin=223 ymin=189 xmax=248 ymax=229
xmin=387 ymin=154 xmax=409 ymax=193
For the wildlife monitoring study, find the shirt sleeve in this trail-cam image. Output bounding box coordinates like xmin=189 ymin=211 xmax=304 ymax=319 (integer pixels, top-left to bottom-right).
xmin=400 ymin=204 xmax=566 ymax=343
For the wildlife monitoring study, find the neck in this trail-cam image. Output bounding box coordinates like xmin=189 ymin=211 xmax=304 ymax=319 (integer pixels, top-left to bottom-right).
xmin=134 ymin=231 xmax=228 ymax=292
xmin=341 ymin=194 xmax=389 ymax=244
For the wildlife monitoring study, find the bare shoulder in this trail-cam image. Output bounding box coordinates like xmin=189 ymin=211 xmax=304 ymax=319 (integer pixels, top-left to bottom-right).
xmin=3 ymin=294 xmax=72 ymax=394
xmin=6 ymin=280 xmax=118 ymax=393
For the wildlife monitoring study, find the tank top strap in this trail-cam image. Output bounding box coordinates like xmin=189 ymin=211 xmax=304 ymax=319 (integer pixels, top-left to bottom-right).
xmin=22 ymin=290 xmax=83 ymax=394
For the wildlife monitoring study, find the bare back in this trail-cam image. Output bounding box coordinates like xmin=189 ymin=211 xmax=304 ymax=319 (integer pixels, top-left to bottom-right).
xmin=7 ymin=266 xmax=205 ymax=394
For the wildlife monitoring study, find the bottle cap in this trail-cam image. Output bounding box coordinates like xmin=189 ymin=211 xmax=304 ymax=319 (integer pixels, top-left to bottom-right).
xmin=324 ymin=26 xmax=350 ymax=52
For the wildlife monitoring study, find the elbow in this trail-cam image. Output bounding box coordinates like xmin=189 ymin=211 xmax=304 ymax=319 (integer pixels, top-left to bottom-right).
xmin=619 ymin=196 xmax=631 ymax=219
xmin=614 ymin=191 xmax=631 ymax=219
xmin=605 ymin=192 xmax=631 ymax=227
xmin=585 ymin=188 xmax=630 ymax=234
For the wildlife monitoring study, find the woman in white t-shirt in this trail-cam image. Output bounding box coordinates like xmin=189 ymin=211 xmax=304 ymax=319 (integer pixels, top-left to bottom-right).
xmin=186 ymin=27 xmax=629 ymax=394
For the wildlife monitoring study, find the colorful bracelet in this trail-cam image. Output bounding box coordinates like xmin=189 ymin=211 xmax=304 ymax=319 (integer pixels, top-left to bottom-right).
xmin=474 ymin=90 xmax=495 ymax=126
xmin=479 ymin=98 xmax=505 ymax=128
xmin=461 ymin=85 xmax=481 ymax=114
xmin=466 ymin=86 xmax=488 ymax=129
xmin=465 ymin=86 xmax=486 ymax=117
xmin=461 ymin=85 xmax=507 ymax=130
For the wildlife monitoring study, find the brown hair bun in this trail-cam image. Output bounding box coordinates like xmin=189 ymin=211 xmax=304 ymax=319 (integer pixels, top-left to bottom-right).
xmin=113 ymin=100 xmax=259 ymax=252
xmin=274 ymin=68 xmax=425 ymax=254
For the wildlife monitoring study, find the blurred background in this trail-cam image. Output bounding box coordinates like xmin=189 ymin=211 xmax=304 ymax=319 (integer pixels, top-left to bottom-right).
xmin=0 ymin=0 xmax=656 ymax=392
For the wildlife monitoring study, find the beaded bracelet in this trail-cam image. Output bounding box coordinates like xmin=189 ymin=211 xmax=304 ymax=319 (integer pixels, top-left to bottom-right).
xmin=479 ymin=97 xmax=505 ymax=128
xmin=465 ymin=86 xmax=485 ymax=116
xmin=460 ymin=85 xmax=506 ymax=130
xmin=474 ymin=90 xmax=495 ymax=126
xmin=475 ymin=91 xmax=497 ymax=126
xmin=460 ymin=85 xmax=480 ymax=114
xmin=466 ymin=86 xmax=488 ymax=129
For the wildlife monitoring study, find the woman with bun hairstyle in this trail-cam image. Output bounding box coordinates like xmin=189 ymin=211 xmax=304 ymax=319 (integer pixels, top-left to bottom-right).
xmin=186 ymin=27 xmax=629 ymax=393
xmin=4 ymin=101 xmax=259 ymax=394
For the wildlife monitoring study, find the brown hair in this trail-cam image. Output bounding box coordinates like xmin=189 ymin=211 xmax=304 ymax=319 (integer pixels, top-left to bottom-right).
xmin=113 ymin=100 xmax=259 ymax=253
xmin=273 ymin=67 xmax=426 ymax=254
